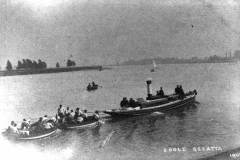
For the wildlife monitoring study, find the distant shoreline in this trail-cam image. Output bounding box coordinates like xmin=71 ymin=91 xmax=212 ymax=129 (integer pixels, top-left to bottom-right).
xmin=0 ymin=65 xmax=105 ymax=77
xmin=120 ymin=57 xmax=238 ymax=66
xmin=108 ymin=60 xmax=238 ymax=67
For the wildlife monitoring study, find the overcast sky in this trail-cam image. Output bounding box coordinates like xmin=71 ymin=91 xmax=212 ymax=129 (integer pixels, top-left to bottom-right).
xmin=0 ymin=0 xmax=239 ymax=67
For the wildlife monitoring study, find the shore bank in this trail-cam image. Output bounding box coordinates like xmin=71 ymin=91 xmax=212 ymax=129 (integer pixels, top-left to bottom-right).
xmin=0 ymin=65 xmax=104 ymax=77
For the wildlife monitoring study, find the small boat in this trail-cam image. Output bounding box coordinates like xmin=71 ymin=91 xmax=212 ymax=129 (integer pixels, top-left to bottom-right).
xmin=58 ymin=118 xmax=100 ymax=130
xmin=87 ymin=85 xmax=98 ymax=91
xmin=2 ymin=127 xmax=57 ymax=141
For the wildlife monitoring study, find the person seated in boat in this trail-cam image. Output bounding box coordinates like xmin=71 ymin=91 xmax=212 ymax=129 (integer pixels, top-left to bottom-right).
xmin=20 ymin=118 xmax=30 ymax=130
xmin=159 ymin=87 xmax=165 ymax=97
xmin=65 ymin=107 xmax=73 ymax=123
xmin=43 ymin=121 xmax=54 ymax=129
xmin=65 ymin=109 xmax=75 ymax=123
xmin=64 ymin=107 xmax=70 ymax=116
xmin=92 ymin=81 xmax=97 ymax=87
xmin=87 ymin=83 xmax=92 ymax=90
xmin=30 ymin=117 xmax=45 ymax=132
xmin=74 ymin=108 xmax=83 ymax=121
xmin=57 ymin=105 xmax=65 ymax=121
xmin=175 ymin=85 xmax=179 ymax=95
xmin=76 ymin=116 xmax=84 ymax=124
xmin=73 ymin=108 xmax=84 ymax=123
xmin=74 ymin=108 xmax=80 ymax=120
xmin=58 ymin=105 xmax=66 ymax=122
xmin=42 ymin=115 xmax=55 ymax=127
xmin=129 ymin=98 xmax=137 ymax=108
xmin=179 ymin=85 xmax=185 ymax=99
xmin=48 ymin=116 xmax=57 ymax=124
xmin=157 ymin=87 xmax=165 ymax=97
xmin=38 ymin=117 xmax=43 ymax=124
xmin=42 ymin=115 xmax=49 ymax=123
xmin=10 ymin=120 xmax=29 ymax=136
xmin=179 ymin=85 xmax=185 ymax=94
xmin=69 ymin=109 xmax=75 ymax=119
xmin=64 ymin=107 xmax=71 ymax=122
xmin=174 ymin=85 xmax=182 ymax=99
xmin=7 ymin=121 xmax=19 ymax=134
xmin=19 ymin=129 xmax=30 ymax=136
xmin=81 ymin=110 xmax=88 ymax=121
xmin=93 ymin=111 xmax=100 ymax=120
xmin=120 ymin=97 xmax=128 ymax=108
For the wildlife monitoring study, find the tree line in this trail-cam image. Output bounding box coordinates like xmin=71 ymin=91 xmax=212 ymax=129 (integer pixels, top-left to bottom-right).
xmin=5 ymin=59 xmax=77 ymax=71
xmin=17 ymin=59 xmax=47 ymax=69
xmin=5 ymin=59 xmax=47 ymax=71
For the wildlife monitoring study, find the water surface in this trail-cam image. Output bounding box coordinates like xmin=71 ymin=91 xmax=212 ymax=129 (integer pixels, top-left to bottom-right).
xmin=0 ymin=63 xmax=240 ymax=160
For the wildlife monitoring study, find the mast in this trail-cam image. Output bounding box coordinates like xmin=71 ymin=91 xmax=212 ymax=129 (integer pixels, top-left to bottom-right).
xmin=146 ymin=78 xmax=152 ymax=98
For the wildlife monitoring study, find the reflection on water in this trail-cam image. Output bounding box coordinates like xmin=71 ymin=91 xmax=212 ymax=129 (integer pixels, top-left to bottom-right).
xmin=0 ymin=134 xmax=74 ymax=160
xmin=0 ymin=63 xmax=240 ymax=160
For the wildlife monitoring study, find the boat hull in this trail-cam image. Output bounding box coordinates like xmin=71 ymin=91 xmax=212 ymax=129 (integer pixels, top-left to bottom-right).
xmin=87 ymin=85 xmax=98 ymax=91
xmin=104 ymin=95 xmax=196 ymax=117
xmin=2 ymin=127 xmax=58 ymax=141
xmin=58 ymin=120 xmax=100 ymax=130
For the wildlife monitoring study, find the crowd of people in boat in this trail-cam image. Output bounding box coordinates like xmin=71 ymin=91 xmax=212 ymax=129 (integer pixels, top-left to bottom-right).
xmin=156 ymin=87 xmax=165 ymax=97
xmin=120 ymin=85 xmax=186 ymax=109
xmin=120 ymin=97 xmax=141 ymax=108
xmin=57 ymin=105 xmax=100 ymax=124
xmin=6 ymin=104 xmax=100 ymax=136
xmin=6 ymin=115 xmax=56 ymax=136
xmin=174 ymin=85 xmax=185 ymax=99
xmin=87 ymin=81 xmax=98 ymax=90
xmin=155 ymin=85 xmax=185 ymax=99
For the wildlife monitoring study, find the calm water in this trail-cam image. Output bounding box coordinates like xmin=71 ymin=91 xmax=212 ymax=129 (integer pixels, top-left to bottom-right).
xmin=0 ymin=63 xmax=240 ymax=160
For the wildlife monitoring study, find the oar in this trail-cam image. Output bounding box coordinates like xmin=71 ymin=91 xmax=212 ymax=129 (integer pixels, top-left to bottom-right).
xmin=194 ymin=101 xmax=200 ymax=104
xmin=99 ymin=130 xmax=115 ymax=148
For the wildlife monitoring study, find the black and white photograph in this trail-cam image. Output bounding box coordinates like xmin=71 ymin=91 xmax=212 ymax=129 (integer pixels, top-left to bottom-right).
xmin=0 ymin=0 xmax=240 ymax=160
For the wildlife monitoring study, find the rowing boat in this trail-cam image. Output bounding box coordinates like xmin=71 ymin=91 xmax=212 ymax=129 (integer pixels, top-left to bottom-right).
xmin=2 ymin=127 xmax=57 ymax=141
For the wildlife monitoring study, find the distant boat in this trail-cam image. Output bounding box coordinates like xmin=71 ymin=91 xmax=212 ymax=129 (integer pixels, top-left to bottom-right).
xmin=151 ymin=60 xmax=157 ymax=72
xmin=87 ymin=84 xmax=100 ymax=91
